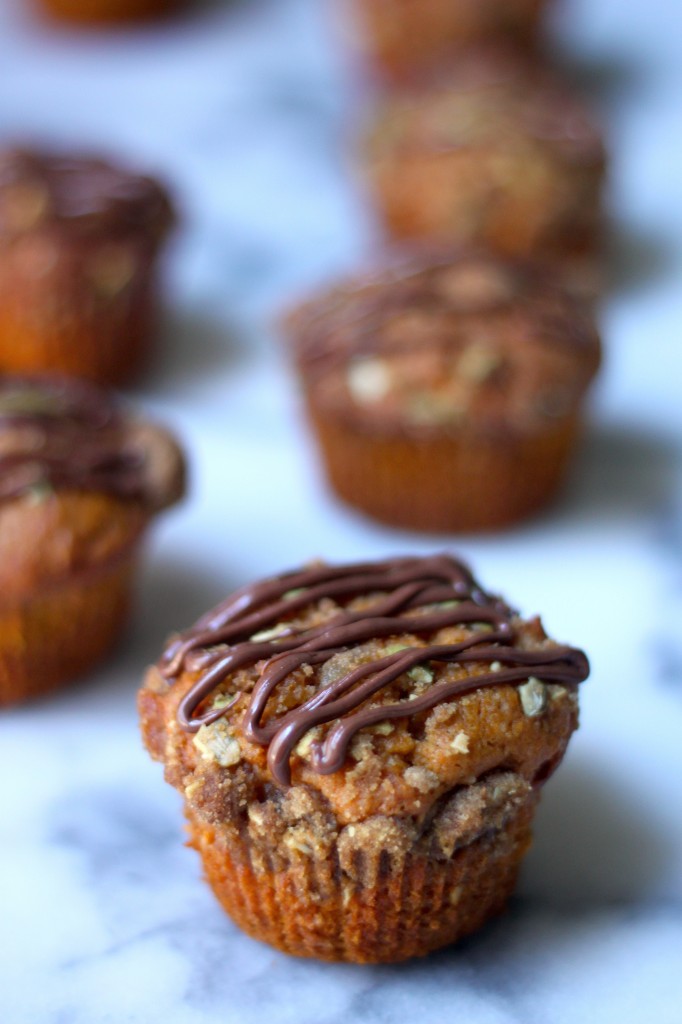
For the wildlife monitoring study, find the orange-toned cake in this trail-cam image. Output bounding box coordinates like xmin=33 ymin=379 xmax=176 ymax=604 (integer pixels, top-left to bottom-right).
xmin=0 ymin=374 xmax=185 ymax=705
xmin=363 ymin=50 xmax=605 ymax=270
xmin=139 ymin=554 xmax=589 ymax=962
xmin=0 ymin=148 xmax=174 ymax=384
xmin=352 ymin=0 xmax=549 ymax=82
xmin=35 ymin=0 xmax=185 ymax=25
xmin=283 ymin=248 xmax=601 ymax=533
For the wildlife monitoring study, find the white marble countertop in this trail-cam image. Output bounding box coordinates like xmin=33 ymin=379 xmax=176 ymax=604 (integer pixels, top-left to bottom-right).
xmin=1 ymin=0 xmax=681 ymax=1021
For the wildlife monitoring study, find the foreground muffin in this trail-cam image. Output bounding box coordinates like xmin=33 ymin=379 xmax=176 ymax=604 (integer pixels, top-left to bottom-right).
xmin=363 ymin=51 xmax=605 ymax=267
xmin=0 ymin=374 xmax=184 ymax=706
xmin=0 ymin=148 xmax=174 ymax=384
xmin=352 ymin=0 xmax=549 ymax=81
xmin=284 ymin=249 xmax=601 ymax=532
xmin=35 ymin=0 xmax=185 ymax=24
xmin=139 ymin=554 xmax=589 ymax=962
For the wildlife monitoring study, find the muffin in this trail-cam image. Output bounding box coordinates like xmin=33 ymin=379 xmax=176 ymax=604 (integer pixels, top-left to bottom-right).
xmin=139 ymin=553 xmax=589 ymax=963
xmin=283 ymin=249 xmax=601 ymax=533
xmin=363 ymin=51 xmax=606 ymax=269
xmin=351 ymin=0 xmax=549 ymax=82
xmin=35 ymin=0 xmax=185 ymax=25
xmin=0 ymin=148 xmax=175 ymax=384
xmin=0 ymin=374 xmax=185 ymax=706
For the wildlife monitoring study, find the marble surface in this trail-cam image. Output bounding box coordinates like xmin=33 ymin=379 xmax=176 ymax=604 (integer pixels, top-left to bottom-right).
xmin=1 ymin=0 xmax=682 ymax=1020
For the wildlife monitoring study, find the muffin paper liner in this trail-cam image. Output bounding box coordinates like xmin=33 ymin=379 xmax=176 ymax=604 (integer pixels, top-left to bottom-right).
xmin=0 ymin=548 xmax=138 ymax=705
xmin=187 ymin=792 xmax=538 ymax=963
xmin=0 ymin=244 xmax=161 ymax=385
xmin=355 ymin=0 xmax=546 ymax=81
xmin=366 ymin=151 xmax=603 ymax=260
xmin=308 ymin=400 xmax=581 ymax=532
xmin=37 ymin=0 xmax=183 ymax=23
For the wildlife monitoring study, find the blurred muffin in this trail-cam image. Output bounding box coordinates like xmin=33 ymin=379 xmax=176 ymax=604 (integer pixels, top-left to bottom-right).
xmin=0 ymin=374 xmax=185 ymax=706
xmin=283 ymin=248 xmax=601 ymax=532
xmin=352 ymin=0 xmax=549 ymax=81
xmin=363 ymin=51 xmax=605 ymax=271
xmin=139 ymin=554 xmax=590 ymax=962
xmin=35 ymin=0 xmax=185 ymax=25
xmin=0 ymin=148 xmax=175 ymax=385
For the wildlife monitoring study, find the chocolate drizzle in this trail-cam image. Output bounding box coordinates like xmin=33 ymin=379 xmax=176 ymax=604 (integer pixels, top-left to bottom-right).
xmin=0 ymin=148 xmax=174 ymax=238
xmin=159 ymin=556 xmax=589 ymax=787
xmin=0 ymin=376 xmax=149 ymax=502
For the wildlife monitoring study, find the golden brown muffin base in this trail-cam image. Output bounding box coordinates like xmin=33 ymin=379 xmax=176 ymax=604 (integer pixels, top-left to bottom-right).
xmin=365 ymin=148 xmax=602 ymax=262
xmin=36 ymin=0 xmax=183 ymax=24
xmin=0 ymin=247 xmax=160 ymax=386
xmin=355 ymin=0 xmax=546 ymax=81
xmin=0 ymin=492 xmax=148 ymax=601
xmin=188 ymin=792 xmax=536 ymax=963
xmin=307 ymin=398 xmax=580 ymax=532
xmin=0 ymin=546 xmax=137 ymax=706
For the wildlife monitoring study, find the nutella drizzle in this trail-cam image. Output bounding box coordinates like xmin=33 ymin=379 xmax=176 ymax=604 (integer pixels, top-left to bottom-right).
xmin=159 ymin=556 xmax=589 ymax=787
xmin=0 ymin=376 xmax=148 ymax=502
xmin=0 ymin=149 xmax=173 ymax=237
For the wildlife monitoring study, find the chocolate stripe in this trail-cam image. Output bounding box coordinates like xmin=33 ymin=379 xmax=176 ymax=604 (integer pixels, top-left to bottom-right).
xmin=160 ymin=556 xmax=589 ymax=787
xmin=0 ymin=376 xmax=148 ymax=502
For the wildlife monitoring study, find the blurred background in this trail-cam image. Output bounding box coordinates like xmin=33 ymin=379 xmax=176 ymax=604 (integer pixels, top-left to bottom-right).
xmin=1 ymin=0 xmax=681 ymax=1021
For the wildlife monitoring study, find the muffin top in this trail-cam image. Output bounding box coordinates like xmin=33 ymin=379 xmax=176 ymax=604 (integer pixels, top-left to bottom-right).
xmin=0 ymin=375 xmax=185 ymax=597
xmin=0 ymin=374 xmax=184 ymax=508
xmin=366 ymin=50 xmax=605 ymax=170
xmin=141 ymin=555 xmax=589 ymax=824
xmin=285 ymin=249 xmax=601 ymax=437
xmin=0 ymin=148 xmax=174 ymax=241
